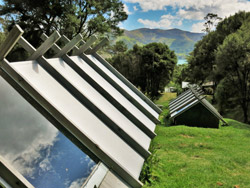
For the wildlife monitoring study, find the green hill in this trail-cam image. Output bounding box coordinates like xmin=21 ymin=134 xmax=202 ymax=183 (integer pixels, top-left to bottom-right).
xmin=140 ymin=93 xmax=250 ymax=188
xmin=116 ymin=28 xmax=204 ymax=60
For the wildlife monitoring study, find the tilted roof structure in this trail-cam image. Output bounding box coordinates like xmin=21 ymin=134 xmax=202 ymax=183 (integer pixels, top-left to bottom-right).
xmin=0 ymin=25 xmax=161 ymax=188
xmin=169 ymin=85 xmax=226 ymax=128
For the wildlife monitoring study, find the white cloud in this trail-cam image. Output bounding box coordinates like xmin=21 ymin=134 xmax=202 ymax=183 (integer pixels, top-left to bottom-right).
xmin=177 ymin=20 xmax=182 ymax=26
xmin=123 ymin=4 xmax=132 ymax=15
xmin=178 ymin=9 xmax=205 ymax=20
xmin=138 ymin=14 xmax=182 ymax=29
xmin=133 ymin=5 xmax=138 ymax=11
xmin=125 ymin=0 xmax=250 ymax=20
xmin=191 ymin=22 xmax=205 ymax=33
xmin=0 ymin=77 xmax=58 ymax=177
xmin=69 ymin=177 xmax=86 ymax=188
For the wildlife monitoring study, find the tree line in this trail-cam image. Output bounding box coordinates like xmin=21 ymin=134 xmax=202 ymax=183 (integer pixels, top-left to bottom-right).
xmin=108 ymin=42 xmax=177 ymax=99
xmin=183 ymin=11 xmax=250 ymax=123
xmin=0 ymin=0 xmax=178 ymax=100
xmin=1 ymin=1 xmax=248 ymax=123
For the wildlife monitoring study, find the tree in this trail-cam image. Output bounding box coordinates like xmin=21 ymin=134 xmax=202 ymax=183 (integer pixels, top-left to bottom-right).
xmin=108 ymin=40 xmax=128 ymax=56
xmin=188 ymin=11 xmax=250 ymax=83
xmin=202 ymin=13 xmax=222 ymax=33
xmin=187 ymin=11 xmax=250 ymax=103
xmin=0 ymin=0 xmax=127 ymax=47
xmin=187 ymin=31 xmax=218 ymax=84
xmin=216 ymin=21 xmax=250 ymax=123
xmin=110 ymin=43 xmax=177 ymax=99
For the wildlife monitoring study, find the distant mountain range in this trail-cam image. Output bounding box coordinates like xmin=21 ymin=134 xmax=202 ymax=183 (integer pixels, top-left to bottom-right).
xmin=115 ymin=28 xmax=204 ymax=60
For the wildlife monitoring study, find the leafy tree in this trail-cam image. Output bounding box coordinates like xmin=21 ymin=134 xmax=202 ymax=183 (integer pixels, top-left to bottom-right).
xmin=187 ymin=11 xmax=250 ymax=105
xmin=107 ymin=40 xmax=128 ymax=56
xmin=214 ymin=77 xmax=237 ymax=115
xmin=188 ymin=11 xmax=250 ymax=84
xmin=171 ymin=64 xmax=189 ymax=85
xmin=110 ymin=43 xmax=177 ymax=99
xmin=202 ymin=13 xmax=222 ymax=33
xmin=187 ymin=31 xmax=218 ymax=84
xmin=0 ymin=0 xmax=127 ymax=47
xmin=216 ymin=21 xmax=250 ymax=123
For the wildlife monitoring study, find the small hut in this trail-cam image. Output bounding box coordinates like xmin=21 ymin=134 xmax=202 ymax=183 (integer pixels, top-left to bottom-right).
xmin=169 ymin=85 xmax=225 ymax=128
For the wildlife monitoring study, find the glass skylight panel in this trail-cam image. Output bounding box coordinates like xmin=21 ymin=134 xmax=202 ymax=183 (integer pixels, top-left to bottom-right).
xmin=9 ymin=60 xmax=144 ymax=179
xmin=0 ymin=77 xmax=97 ymax=188
xmin=86 ymin=54 xmax=159 ymax=119
xmin=46 ymin=58 xmax=151 ymax=150
xmin=70 ymin=56 xmax=156 ymax=132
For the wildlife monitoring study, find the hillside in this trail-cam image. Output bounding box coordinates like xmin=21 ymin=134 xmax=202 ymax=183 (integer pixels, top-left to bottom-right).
xmin=140 ymin=93 xmax=250 ymax=188
xmin=116 ymin=28 xmax=204 ymax=60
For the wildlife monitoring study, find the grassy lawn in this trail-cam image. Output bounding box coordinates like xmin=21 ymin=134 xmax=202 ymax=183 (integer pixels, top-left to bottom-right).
xmin=141 ymin=93 xmax=250 ymax=188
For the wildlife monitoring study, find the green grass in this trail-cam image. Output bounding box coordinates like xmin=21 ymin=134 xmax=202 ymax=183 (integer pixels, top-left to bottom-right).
xmin=155 ymin=93 xmax=177 ymax=107
xmin=141 ymin=93 xmax=250 ymax=188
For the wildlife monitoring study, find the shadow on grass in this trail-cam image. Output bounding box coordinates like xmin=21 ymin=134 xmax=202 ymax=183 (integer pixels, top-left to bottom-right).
xmin=224 ymin=118 xmax=250 ymax=130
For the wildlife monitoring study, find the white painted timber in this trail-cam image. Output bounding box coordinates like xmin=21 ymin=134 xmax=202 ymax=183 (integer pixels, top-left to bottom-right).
xmin=83 ymin=163 xmax=109 ymax=188
xmin=28 ymin=31 xmax=61 ymax=60
xmin=53 ymin=34 xmax=82 ymax=58
xmin=18 ymin=34 xmax=151 ymax=157
xmin=47 ymin=57 xmax=151 ymax=150
xmin=18 ymin=37 xmax=37 ymax=53
xmin=86 ymin=54 xmax=159 ymax=119
xmin=74 ymin=35 xmax=97 ymax=55
xmin=0 ymin=25 xmax=23 ymax=60
xmin=92 ymin=52 xmax=162 ymax=114
xmin=40 ymin=34 xmax=156 ymax=139
xmin=85 ymin=38 xmax=109 ymax=54
xmin=70 ymin=56 xmax=156 ymax=132
xmin=0 ymin=156 xmax=34 ymax=188
xmin=99 ymin=171 xmax=131 ymax=188
xmin=9 ymin=60 xmax=145 ymax=179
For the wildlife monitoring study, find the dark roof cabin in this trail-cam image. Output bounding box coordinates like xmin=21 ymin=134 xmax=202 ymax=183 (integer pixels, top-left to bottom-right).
xmin=169 ymin=85 xmax=225 ymax=128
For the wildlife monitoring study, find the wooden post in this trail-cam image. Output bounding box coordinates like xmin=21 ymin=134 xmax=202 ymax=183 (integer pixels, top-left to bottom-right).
xmin=74 ymin=35 xmax=97 ymax=55
xmin=27 ymin=31 xmax=61 ymax=60
xmin=53 ymin=34 xmax=83 ymax=58
xmin=18 ymin=36 xmax=36 ymax=54
xmin=41 ymin=33 xmax=61 ymax=53
xmin=85 ymin=38 xmax=109 ymax=54
xmin=0 ymin=25 xmax=24 ymax=61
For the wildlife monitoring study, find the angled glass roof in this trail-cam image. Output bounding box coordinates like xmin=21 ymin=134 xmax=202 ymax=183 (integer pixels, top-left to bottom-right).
xmin=86 ymin=54 xmax=159 ymax=119
xmin=169 ymin=86 xmax=224 ymax=123
xmin=0 ymin=77 xmax=97 ymax=188
xmin=70 ymin=56 xmax=156 ymax=133
xmin=9 ymin=60 xmax=144 ymax=179
xmin=0 ymin=25 xmax=158 ymax=187
xmin=46 ymin=58 xmax=151 ymax=150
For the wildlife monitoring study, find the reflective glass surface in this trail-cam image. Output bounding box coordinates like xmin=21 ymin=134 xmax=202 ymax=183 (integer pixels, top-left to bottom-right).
xmin=0 ymin=77 xmax=97 ymax=188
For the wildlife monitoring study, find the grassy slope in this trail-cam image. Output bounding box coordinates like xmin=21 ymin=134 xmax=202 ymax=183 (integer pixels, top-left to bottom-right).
xmin=141 ymin=93 xmax=250 ymax=188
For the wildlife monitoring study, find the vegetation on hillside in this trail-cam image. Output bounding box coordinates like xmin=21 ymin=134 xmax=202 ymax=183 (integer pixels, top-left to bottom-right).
xmin=108 ymin=42 xmax=177 ymax=99
xmin=115 ymin=28 xmax=204 ymax=60
xmin=184 ymin=11 xmax=250 ymax=123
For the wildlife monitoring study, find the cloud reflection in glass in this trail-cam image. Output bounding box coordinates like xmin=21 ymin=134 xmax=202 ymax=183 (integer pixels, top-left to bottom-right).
xmin=0 ymin=77 xmax=97 ymax=188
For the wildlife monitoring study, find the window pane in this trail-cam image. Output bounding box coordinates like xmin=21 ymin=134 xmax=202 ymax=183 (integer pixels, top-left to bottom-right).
xmin=0 ymin=77 xmax=97 ymax=188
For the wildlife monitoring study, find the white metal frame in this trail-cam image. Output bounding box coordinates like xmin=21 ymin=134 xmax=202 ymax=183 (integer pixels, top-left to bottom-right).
xmin=0 ymin=25 xmax=159 ymax=188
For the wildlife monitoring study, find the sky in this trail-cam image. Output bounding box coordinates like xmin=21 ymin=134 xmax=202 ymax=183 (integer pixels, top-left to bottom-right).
xmin=0 ymin=76 xmax=96 ymax=188
xmin=120 ymin=0 xmax=250 ymax=33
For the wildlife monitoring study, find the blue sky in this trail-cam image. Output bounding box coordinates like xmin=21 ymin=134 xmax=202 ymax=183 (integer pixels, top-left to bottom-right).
xmin=120 ymin=0 xmax=250 ymax=32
